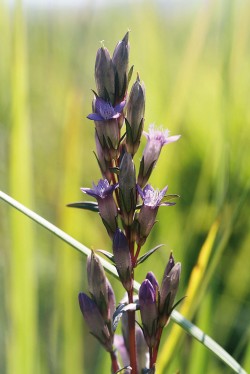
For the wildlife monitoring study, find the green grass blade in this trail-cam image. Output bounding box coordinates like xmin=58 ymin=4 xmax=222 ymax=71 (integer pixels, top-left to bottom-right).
xmin=7 ymin=1 xmax=37 ymax=373
xmin=0 ymin=191 xmax=247 ymax=374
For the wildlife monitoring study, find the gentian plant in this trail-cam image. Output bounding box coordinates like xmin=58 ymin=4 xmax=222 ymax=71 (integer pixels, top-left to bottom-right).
xmin=69 ymin=32 xmax=183 ymax=374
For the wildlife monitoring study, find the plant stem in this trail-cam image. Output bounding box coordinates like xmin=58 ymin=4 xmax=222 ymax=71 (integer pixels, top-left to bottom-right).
xmin=128 ymin=288 xmax=137 ymax=374
xmin=151 ymin=327 xmax=163 ymax=367
xmin=110 ymin=350 xmax=119 ymax=373
xmin=133 ymin=244 xmax=141 ymax=266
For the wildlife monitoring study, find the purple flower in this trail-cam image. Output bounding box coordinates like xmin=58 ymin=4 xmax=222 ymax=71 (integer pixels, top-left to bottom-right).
xmin=81 ymin=179 xmax=118 ymax=238
xmin=138 ymin=124 xmax=181 ymax=187
xmin=78 ymin=292 xmax=113 ymax=352
xmin=139 ymin=279 xmax=158 ymax=348
xmin=87 ymin=96 xmax=126 ymax=121
xmin=135 ymin=184 xmax=175 ymax=245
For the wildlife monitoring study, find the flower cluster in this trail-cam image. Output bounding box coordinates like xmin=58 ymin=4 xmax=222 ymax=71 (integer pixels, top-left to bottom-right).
xmin=69 ymin=32 xmax=182 ymax=374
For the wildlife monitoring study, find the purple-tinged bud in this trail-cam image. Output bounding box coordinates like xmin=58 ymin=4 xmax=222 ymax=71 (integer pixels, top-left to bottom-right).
xmin=118 ymin=152 xmax=137 ymax=226
xmin=95 ymin=119 xmax=120 ymax=161
xmin=136 ymin=326 xmax=149 ymax=373
xmin=87 ymin=251 xmax=110 ymax=321
xmin=114 ymin=335 xmax=130 ymax=370
xmin=95 ymin=47 xmax=115 ymax=104
xmin=107 ymin=278 xmax=116 ymax=321
xmin=78 ymin=292 xmax=113 ymax=352
xmin=139 ymin=279 xmax=158 ymax=348
xmin=81 ymin=179 xmax=118 ymax=238
xmin=146 ymin=272 xmax=159 ymax=293
xmin=125 ymin=75 xmax=145 ymax=156
xmin=136 ymin=184 xmax=175 ymax=246
xmin=112 ymin=32 xmax=130 ymax=102
xmin=113 ymin=229 xmax=133 ymax=291
xmin=138 ymin=124 xmax=181 ymax=187
xmin=94 ymin=130 xmax=112 ymax=182
xmin=159 ymin=254 xmax=181 ymax=327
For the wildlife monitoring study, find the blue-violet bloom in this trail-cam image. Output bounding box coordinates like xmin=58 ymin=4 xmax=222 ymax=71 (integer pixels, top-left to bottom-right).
xmin=87 ymin=96 xmax=126 ymax=121
xmin=138 ymin=124 xmax=181 ymax=187
xmin=136 ymin=184 xmax=175 ymax=245
xmin=81 ymin=179 xmax=118 ymax=237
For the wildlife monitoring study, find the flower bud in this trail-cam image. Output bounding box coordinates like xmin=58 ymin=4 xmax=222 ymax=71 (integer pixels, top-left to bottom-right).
xmin=112 ymin=32 xmax=130 ymax=102
xmin=78 ymin=292 xmax=113 ymax=352
xmin=125 ymin=75 xmax=145 ymax=156
xmin=87 ymin=251 xmax=110 ymax=321
xmin=159 ymin=255 xmax=181 ymax=327
xmin=146 ymin=272 xmax=159 ymax=294
xmin=113 ymin=229 xmax=133 ymax=291
xmin=136 ymin=325 xmax=149 ymax=372
xmin=94 ymin=130 xmax=112 ymax=182
xmin=118 ymin=152 xmax=137 ymax=226
xmin=95 ymin=47 xmax=115 ymax=104
xmin=139 ymin=279 xmax=158 ymax=348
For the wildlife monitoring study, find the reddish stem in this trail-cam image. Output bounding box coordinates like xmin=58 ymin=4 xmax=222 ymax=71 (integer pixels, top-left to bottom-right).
xmin=133 ymin=244 xmax=141 ymax=267
xmin=151 ymin=327 xmax=163 ymax=367
xmin=110 ymin=350 xmax=120 ymax=373
xmin=128 ymin=288 xmax=137 ymax=374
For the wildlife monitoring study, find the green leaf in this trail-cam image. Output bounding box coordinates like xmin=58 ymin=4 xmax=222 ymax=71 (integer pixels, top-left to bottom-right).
xmin=115 ymin=366 xmax=132 ymax=374
xmin=96 ymin=249 xmax=115 ymax=263
xmin=136 ymin=244 xmax=164 ymax=266
xmin=109 ymin=167 xmax=120 ymax=175
xmin=67 ymin=201 xmax=99 ymax=212
xmin=164 ymin=194 xmax=180 ymax=201
xmin=127 ymin=65 xmax=134 ymax=86
xmin=113 ymin=302 xmax=138 ymax=331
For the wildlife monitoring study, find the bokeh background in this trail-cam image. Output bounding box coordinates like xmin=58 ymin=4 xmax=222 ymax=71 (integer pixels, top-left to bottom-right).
xmin=1 ymin=0 xmax=250 ymax=373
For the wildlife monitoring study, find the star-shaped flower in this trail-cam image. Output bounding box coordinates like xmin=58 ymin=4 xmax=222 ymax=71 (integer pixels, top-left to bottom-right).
xmin=137 ymin=184 xmax=175 ymax=208
xmin=138 ymin=124 xmax=181 ymax=187
xmin=87 ymin=96 xmax=126 ymax=121
xmin=81 ymin=178 xmax=118 ymax=199
xmin=136 ymin=184 xmax=175 ymax=245
xmin=81 ymin=179 xmax=118 ymax=237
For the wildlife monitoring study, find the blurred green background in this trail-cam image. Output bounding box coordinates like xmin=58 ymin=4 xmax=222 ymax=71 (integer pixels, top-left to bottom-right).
xmin=1 ymin=0 xmax=250 ymax=373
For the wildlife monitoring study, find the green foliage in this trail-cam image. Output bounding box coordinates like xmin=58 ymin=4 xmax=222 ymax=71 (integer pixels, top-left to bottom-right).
xmin=0 ymin=0 xmax=250 ymax=373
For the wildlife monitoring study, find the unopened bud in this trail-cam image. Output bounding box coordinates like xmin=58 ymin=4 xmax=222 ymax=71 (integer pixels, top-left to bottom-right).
xmin=113 ymin=229 xmax=133 ymax=291
xmin=125 ymin=75 xmax=145 ymax=156
xmin=112 ymin=32 xmax=130 ymax=102
xmin=118 ymin=152 xmax=136 ymax=226
xmin=159 ymin=255 xmax=181 ymax=327
xmin=87 ymin=251 xmax=110 ymax=321
xmin=139 ymin=279 xmax=158 ymax=348
xmin=95 ymin=47 xmax=115 ymax=104
xmin=78 ymin=292 xmax=113 ymax=352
